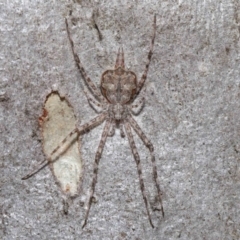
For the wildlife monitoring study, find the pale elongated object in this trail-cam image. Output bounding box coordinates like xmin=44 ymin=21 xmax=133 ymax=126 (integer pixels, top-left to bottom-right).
xmin=38 ymin=92 xmax=83 ymax=197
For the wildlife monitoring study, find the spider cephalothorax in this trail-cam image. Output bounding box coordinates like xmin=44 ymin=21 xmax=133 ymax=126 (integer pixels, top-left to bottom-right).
xmin=101 ymin=49 xmax=137 ymax=105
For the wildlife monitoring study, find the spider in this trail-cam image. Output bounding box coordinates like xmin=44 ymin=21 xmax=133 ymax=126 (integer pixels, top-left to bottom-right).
xmin=22 ymin=15 xmax=164 ymax=228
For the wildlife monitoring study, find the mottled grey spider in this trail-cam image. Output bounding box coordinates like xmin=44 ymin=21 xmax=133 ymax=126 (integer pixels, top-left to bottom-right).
xmin=23 ymin=15 xmax=164 ymax=228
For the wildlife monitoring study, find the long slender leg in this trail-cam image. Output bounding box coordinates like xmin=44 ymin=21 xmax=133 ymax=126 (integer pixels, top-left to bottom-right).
xmin=51 ymin=113 xmax=106 ymax=156
xmin=131 ymin=90 xmax=145 ymax=115
xmin=65 ymin=18 xmax=106 ymax=103
xmin=21 ymin=129 xmax=79 ymax=180
xmin=21 ymin=159 xmax=51 ymax=180
xmin=135 ymin=15 xmax=156 ymax=98
xmin=82 ymin=120 xmax=111 ymax=228
xmin=22 ymin=114 xmax=106 ymax=180
xmin=83 ymin=87 xmax=103 ymax=113
xmin=124 ymin=122 xmax=154 ymax=228
xmin=128 ymin=115 xmax=164 ymax=217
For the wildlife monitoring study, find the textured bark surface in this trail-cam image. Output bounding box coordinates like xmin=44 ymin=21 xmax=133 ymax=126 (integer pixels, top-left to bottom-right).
xmin=1 ymin=0 xmax=240 ymax=239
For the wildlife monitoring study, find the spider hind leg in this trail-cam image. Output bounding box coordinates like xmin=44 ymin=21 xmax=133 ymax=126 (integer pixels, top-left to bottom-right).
xmin=82 ymin=120 xmax=111 ymax=228
xmin=124 ymin=121 xmax=154 ymax=228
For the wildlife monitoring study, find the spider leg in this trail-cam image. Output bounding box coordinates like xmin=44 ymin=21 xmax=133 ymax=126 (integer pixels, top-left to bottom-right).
xmin=124 ymin=121 xmax=154 ymax=228
xmin=135 ymin=15 xmax=156 ymax=98
xmin=83 ymin=87 xmax=103 ymax=113
xmin=131 ymin=87 xmax=146 ymax=115
xmin=50 ymin=113 xmax=106 ymax=155
xmin=22 ymin=114 xmax=106 ymax=180
xmin=21 ymin=159 xmax=51 ymax=180
xmin=128 ymin=115 xmax=164 ymax=217
xmin=119 ymin=123 xmax=125 ymax=138
xmin=108 ymin=120 xmax=116 ymax=137
xmin=22 ymin=128 xmax=79 ymax=180
xmin=82 ymin=120 xmax=111 ymax=228
xmin=65 ymin=18 xmax=106 ymax=103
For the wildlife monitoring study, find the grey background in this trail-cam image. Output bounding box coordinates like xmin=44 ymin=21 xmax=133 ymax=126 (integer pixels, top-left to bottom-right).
xmin=1 ymin=0 xmax=240 ymax=239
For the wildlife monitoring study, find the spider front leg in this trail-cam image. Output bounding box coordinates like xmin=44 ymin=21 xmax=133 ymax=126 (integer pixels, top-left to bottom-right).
xmin=83 ymin=88 xmax=103 ymax=113
xmin=82 ymin=120 xmax=111 ymax=228
xmin=128 ymin=115 xmax=164 ymax=217
xmin=135 ymin=15 xmax=156 ymax=98
xmin=124 ymin=121 xmax=154 ymax=228
xmin=65 ymin=18 xmax=107 ymax=104
xmin=22 ymin=114 xmax=106 ymax=180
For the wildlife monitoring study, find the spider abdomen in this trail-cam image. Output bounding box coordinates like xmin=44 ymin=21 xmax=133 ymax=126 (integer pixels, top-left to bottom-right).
xmin=101 ymin=68 xmax=137 ymax=104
